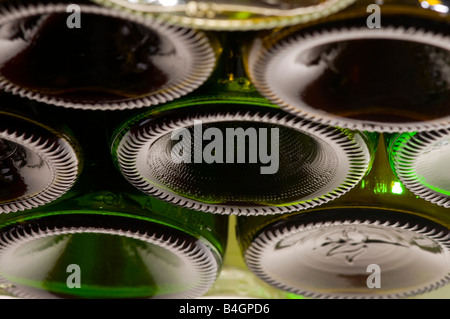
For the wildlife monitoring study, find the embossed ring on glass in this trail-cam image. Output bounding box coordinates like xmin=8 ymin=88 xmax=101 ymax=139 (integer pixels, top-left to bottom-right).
xmin=246 ymin=0 xmax=450 ymax=132
xmin=111 ymin=79 xmax=375 ymax=216
xmin=0 ymin=94 xmax=81 ymax=214
xmin=237 ymin=134 xmax=450 ymax=299
xmin=0 ymin=0 xmax=218 ymax=110
xmin=387 ymin=129 xmax=450 ymax=208
xmin=91 ymin=0 xmax=357 ymax=31
xmin=0 ymin=109 xmax=228 ymax=299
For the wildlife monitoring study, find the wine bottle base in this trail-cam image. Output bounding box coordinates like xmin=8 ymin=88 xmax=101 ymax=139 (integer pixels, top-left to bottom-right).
xmin=0 ymin=212 xmax=222 ymax=299
xmin=113 ymin=100 xmax=374 ymax=215
xmin=242 ymin=208 xmax=450 ymax=299
xmin=248 ymin=17 xmax=450 ymax=133
xmin=0 ymin=2 xmax=217 ymax=110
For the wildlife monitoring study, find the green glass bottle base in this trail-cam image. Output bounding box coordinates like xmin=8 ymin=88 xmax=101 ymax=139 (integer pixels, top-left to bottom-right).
xmin=0 ymin=213 xmax=222 ymax=299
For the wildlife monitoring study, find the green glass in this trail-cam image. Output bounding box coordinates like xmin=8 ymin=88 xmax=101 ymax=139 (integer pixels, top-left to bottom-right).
xmin=0 ymin=93 xmax=81 ymax=214
xmin=202 ymin=215 xmax=304 ymax=299
xmin=0 ymin=0 xmax=218 ymax=110
xmin=237 ymin=134 xmax=450 ymax=299
xmin=110 ymin=35 xmax=375 ymax=216
xmin=0 ymin=105 xmax=228 ymax=299
xmin=91 ymin=0 xmax=357 ymax=31
xmin=387 ymin=129 xmax=450 ymax=208
xmin=246 ymin=0 xmax=450 ymax=133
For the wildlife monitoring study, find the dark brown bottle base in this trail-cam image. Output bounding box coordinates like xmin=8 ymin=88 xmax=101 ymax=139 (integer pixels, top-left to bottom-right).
xmin=0 ymin=2 xmax=217 ymax=109
xmin=250 ymin=15 xmax=450 ymax=132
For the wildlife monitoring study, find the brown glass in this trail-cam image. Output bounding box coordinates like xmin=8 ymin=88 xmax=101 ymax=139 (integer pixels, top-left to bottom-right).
xmin=245 ymin=0 xmax=450 ymax=132
xmin=237 ymin=134 xmax=450 ymax=298
xmin=0 ymin=0 xmax=219 ymax=109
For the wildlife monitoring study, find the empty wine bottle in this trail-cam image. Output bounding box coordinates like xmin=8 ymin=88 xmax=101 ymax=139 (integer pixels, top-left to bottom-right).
xmin=90 ymin=0 xmax=357 ymax=31
xmin=237 ymin=134 xmax=450 ymax=299
xmin=0 ymin=0 xmax=218 ymax=110
xmin=246 ymin=0 xmax=450 ymax=133
xmin=387 ymin=129 xmax=450 ymax=208
xmin=0 ymin=107 xmax=228 ymax=299
xmin=110 ymin=34 xmax=375 ymax=216
xmin=0 ymin=92 xmax=81 ymax=214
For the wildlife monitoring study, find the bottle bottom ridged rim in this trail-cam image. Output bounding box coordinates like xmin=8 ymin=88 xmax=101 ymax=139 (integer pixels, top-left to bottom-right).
xmin=249 ymin=23 xmax=450 ymax=133
xmin=0 ymin=3 xmax=216 ymax=110
xmin=0 ymin=113 xmax=80 ymax=214
xmin=244 ymin=209 xmax=450 ymax=299
xmin=0 ymin=213 xmax=221 ymax=299
xmin=114 ymin=103 xmax=373 ymax=215
xmin=391 ymin=129 xmax=450 ymax=208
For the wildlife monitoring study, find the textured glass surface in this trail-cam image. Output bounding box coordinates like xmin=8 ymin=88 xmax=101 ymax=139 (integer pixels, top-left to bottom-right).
xmin=244 ymin=209 xmax=450 ymax=299
xmin=0 ymin=213 xmax=222 ymax=299
xmin=0 ymin=4 xmax=216 ymax=110
xmin=237 ymin=137 xmax=450 ymax=299
xmin=113 ymin=101 xmax=373 ymax=215
xmin=146 ymin=121 xmax=340 ymax=205
xmin=388 ymin=130 xmax=450 ymax=207
xmin=248 ymin=11 xmax=450 ymax=132
xmin=0 ymin=139 xmax=52 ymax=203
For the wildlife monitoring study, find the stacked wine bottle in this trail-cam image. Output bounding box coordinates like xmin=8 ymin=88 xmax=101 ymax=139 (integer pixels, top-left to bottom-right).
xmin=0 ymin=0 xmax=449 ymax=299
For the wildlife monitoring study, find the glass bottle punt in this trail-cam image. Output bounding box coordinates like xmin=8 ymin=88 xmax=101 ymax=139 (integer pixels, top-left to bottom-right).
xmin=237 ymin=134 xmax=450 ymax=299
xmin=91 ymin=0 xmax=358 ymax=31
xmin=0 ymin=0 xmax=219 ymax=110
xmin=245 ymin=0 xmax=450 ymax=132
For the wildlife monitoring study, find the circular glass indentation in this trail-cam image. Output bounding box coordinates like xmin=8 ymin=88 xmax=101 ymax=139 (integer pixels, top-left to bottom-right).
xmin=114 ymin=104 xmax=373 ymax=215
xmin=0 ymin=213 xmax=221 ymax=299
xmin=0 ymin=139 xmax=52 ymax=204
xmin=0 ymin=3 xmax=216 ymax=110
xmin=244 ymin=209 xmax=450 ymax=299
xmin=390 ymin=130 xmax=450 ymax=207
xmin=249 ymin=21 xmax=450 ymax=132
